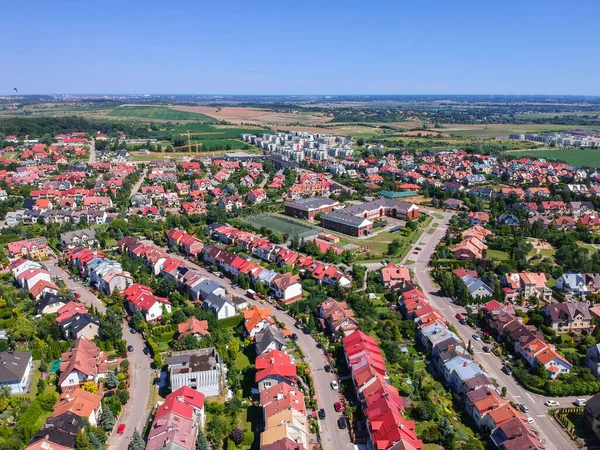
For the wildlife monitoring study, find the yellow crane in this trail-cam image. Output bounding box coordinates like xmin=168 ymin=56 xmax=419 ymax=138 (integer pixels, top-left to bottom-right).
xmin=173 ymin=130 xmax=200 ymax=153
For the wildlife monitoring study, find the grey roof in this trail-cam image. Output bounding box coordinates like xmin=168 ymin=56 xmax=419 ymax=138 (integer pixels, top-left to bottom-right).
xmin=193 ymin=279 xmax=223 ymax=296
xmin=322 ymin=210 xmax=370 ymax=227
xmin=36 ymin=292 xmax=67 ymax=313
xmin=166 ymin=348 xmax=220 ymax=372
xmin=462 ymin=275 xmax=494 ymax=295
xmin=255 ymin=325 xmax=287 ymax=355
xmin=30 ymin=428 xmax=76 ymax=448
xmin=203 ymin=293 xmax=233 ymax=312
xmin=43 ymin=411 xmax=85 ymax=435
xmin=60 ymin=228 xmax=97 ymax=245
xmin=285 ymin=197 xmax=338 ymax=211
xmin=61 ymin=314 xmax=99 ymax=335
xmin=0 ymin=351 xmax=31 ymax=383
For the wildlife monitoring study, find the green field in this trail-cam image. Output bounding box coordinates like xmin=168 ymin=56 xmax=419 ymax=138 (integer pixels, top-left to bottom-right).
xmin=242 ymin=214 xmax=318 ymax=238
xmin=109 ymin=105 xmax=217 ymax=121
xmin=150 ymin=123 xmax=272 ymax=140
xmin=507 ymin=148 xmax=600 ymax=168
xmin=447 ymin=124 xmax=600 ymax=139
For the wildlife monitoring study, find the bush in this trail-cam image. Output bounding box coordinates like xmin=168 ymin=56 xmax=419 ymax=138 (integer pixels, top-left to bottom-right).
xmin=226 ymin=439 xmax=236 ymax=450
xmin=119 ymin=359 xmax=129 ymax=371
xmin=242 ymin=430 xmax=255 ymax=446
xmin=117 ymin=389 xmax=130 ymax=405
xmin=229 ymin=427 xmax=244 ymax=445
xmin=118 ymin=381 xmax=126 ymax=390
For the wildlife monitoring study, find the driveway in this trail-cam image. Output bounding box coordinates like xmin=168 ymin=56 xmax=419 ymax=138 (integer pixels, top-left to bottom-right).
xmin=404 ymin=213 xmax=582 ymax=450
xmin=45 ymin=259 xmax=153 ymax=449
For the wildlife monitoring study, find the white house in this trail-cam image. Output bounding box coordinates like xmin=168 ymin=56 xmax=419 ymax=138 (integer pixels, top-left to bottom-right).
xmin=0 ymin=352 xmax=33 ymax=394
xmin=203 ymin=293 xmax=237 ymax=320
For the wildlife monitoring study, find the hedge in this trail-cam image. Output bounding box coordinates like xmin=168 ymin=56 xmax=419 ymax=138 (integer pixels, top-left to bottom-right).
xmin=219 ymin=315 xmax=243 ymax=328
xmin=146 ymin=337 xmax=163 ymax=367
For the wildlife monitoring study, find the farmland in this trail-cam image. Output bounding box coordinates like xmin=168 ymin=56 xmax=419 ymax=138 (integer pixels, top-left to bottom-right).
xmin=442 ymin=123 xmax=600 ymax=139
xmin=108 ymin=105 xmax=217 ymax=121
xmin=505 ymin=147 xmax=600 ymax=168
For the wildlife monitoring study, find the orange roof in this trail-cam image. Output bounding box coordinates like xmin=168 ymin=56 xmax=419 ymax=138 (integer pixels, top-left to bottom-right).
xmin=52 ymin=388 xmax=101 ymax=419
xmin=243 ymin=305 xmax=274 ymax=333
xmin=177 ymin=317 xmax=210 ymax=338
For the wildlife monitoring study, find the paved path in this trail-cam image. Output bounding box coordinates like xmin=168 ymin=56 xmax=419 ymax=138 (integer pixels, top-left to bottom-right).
xmin=129 ymin=166 xmax=148 ymax=200
xmin=404 ymin=212 xmax=582 ymax=450
xmin=45 ymin=260 xmax=153 ymax=449
xmin=88 ymin=139 xmax=96 ymax=164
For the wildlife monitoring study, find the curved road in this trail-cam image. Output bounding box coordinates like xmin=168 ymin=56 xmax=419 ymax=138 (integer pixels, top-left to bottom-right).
xmin=403 ymin=211 xmax=582 ymax=450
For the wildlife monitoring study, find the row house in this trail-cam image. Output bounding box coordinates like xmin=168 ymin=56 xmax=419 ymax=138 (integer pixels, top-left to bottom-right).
xmin=317 ymin=297 xmax=359 ymax=337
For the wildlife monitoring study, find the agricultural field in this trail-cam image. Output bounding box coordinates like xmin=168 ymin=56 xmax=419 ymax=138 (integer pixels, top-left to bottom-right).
xmin=242 ymin=214 xmax=318 ymax=239
xmin=108 ymin=105 xmax=217 ymax=121
xmin=506 ymin=147 xmax=600 ymax=168
xmin=442 ymin=123 xmax=600 ymax=139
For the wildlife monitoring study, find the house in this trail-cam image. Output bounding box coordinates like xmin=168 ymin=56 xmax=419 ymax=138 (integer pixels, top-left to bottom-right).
xmin=497 ymin=213 xmax=520 ymax=227
xmin=202 ymin=293 xmax=237 ymax=320
xmin=243 ymin=305 xmax=275 ymax=339
xmin=178 ymin=317 xmax=210 ymax=340
xmin=29 ymin=279 xmax=60 ymax=301
xmin=248 ymin=188 xmax=267 ymax=204
xmin=36 ymin=292 xmax=68 ymax=315
xmin=452 ymin=236 xmax=487 ymax=260
xmin=468 ymin=211 xmax=490 ymax=225
xmin=542 ymin=302 xmax=592 ymax=333
xmin=122 ymin=283 xmax=172 ymax=323
xmin=490 ymin=416 xmax=544 ymax=450
xmin=379 ymin=262 xmax=410 ymax=290
xmin=556 ymin=273 xmax=589 ymax=297
xmin=52 ymin=388 xmax=102 ymax=427
xmin=270 ymin=273 xmax=303 ymax=304
xmin=587 ymin=344 xmax=600 ymax=378
xmin=0 ymin=351 xmax=33 ymax=394
xmin=58 ymin=338 xmax=107 ymax=389
xmin=192 ymin=279 xmax=227 ymax=301
xmin=462 ymin=275 xmax=494 ymax=299
xmin=27 ymin=412 xmax=85 ymax=450
xmin=501 ymin=272 xmax=552 ymax=301
xmin=317 ymin=297 xmax=359 ymax=337
xmin=59 ymin=229 xmax=97 ymax=250
xmin=165 ymin=348 xmax=225 ymax=397
xmin=7 ymin=237 xmax=51 ymax=259
xmin=583 ymin=393 xmax=600 ymax=441
xmin=255 ymin=325 xmax=288 ymax=355
xmin=255 ymin=350 xmax=297 ymax=391
xmin=444 ymin=198 xmax=464 ymax=210
xmin=59 ymin=313 xmax=100 ymax=340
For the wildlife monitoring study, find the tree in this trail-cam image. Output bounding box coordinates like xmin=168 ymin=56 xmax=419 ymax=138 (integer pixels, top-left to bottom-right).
xmin=356 ymin=137 xmax=365 ymax=146
xmin=196 ymin=430 xmax=209 ymax=450
xmin=75 ymin=430 xmax=92 ymax=450
xmin=105 ymin=372 xmax=118 ymax=389
xmin=206 ymin=414 xmax=231 ymax=445
xmin=130 ymin=310 xmax=145 ymax=330
xmin=110 ymin=287 xmax=123 ymax=306
xmin=230 ymin=427 xmax=244 ymax=445
xmin=131 ymin=431 xmax=145 ymax=450
xmin=100 ymin=308 xmax=123 ymax=344
xmin=117 ymin=389 xmax=130 ymax=405
xmin=501 ymin=386 xmax=507 ymax=397
xmin=11 ymin=317 xmax=36 ymax=341
xmin=82 ymin=381 xmax=98 ymax=394
xmin=100 ymin=406 xmax=115 ymax=431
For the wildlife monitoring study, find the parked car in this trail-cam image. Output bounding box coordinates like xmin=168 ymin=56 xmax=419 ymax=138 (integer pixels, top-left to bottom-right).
xmin=130 ymin=328 xmax=137 ymax=334
xmin=472 ymin=333 xmax=481 ymax=341
xmin=413 ymin=251 xmax=418 ymax=254
xmin=518 ymin=403 xmax=529 ymax=413
xmin=331 ymin=381 xmax=339 ymax=390
xmin=337 ymin=416 xmax=347 ymax=429
xmin=106 ymin=358 xmax=117 ymax=364
xmin=318 ymin=408 xmax=326 ymax=420
xmin=455 ymin=313 xmax=463 ymax=320
xmin=544 ymin=400 xmax=559 ymax=407
xmin=574 ymin=399 xmax=587 ymax=407
xmin=324 ymin=364 xmax=332 ymax=372
xmin=231 ymin=283 xmax=238 ymax=289
xmin=143 ymin=347 xmax=150 ymax=356
xmin=127 ymin=345 xmax=134 ymax=352
xmin=502 ymin=365 xmax=513 ymax=375
xmin=75 ymin=292 xmax=81 ymax=298
xmin=291 ymin=333 xmax=298 ymax=341
xmin=334 ymin=401 xmax=343 ymax=412
xmin=416 ymin=247 xmax=422 ymax=251
xmin=526 ymin=417 xmax=534 ymax=425
xmin=482 ymin=346 xmax=490 ymax=353
xmin=117 ymin=424 xmax=126 ymax=434
xmin=459 ymin=318 xmax=467 ymax=325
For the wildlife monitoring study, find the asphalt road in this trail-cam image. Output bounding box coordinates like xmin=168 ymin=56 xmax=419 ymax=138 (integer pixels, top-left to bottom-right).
xmin=45 ymin=260 xmax=153 ymax=449
xmin=89 ymin=139 xmax=96 ymax=164
xmin=178 ymin=259 xmax=354 ymax=449
xmin=402 ymin=212 xmax=582 ymax=450
xmin=129 ymin=166 xmax=148 ymax=200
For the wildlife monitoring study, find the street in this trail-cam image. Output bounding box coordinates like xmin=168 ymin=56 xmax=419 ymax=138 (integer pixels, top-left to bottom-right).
xmin=45 ymin=260 xmax=153 ymax=449
xmin=180 ymin=259 xmax=354 ymax=450
xmin=88 ymin=138 xmax=96 ymax=164
xmin=130 ymin=165 xmax=148 ymax=199
xmin=402 ymin=211 xmax=580 ymax=450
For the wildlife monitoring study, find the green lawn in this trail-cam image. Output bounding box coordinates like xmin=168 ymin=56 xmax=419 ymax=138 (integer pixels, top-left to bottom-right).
xmin=487 ymin=249 xmax=510 ymax=261
xmin=109 ymin=105 xmax=217 ymax=121
xmin=507 ymin=148 xmax=600 ymax=169
xmin=235 ymin=352 xmax=251 ymax=370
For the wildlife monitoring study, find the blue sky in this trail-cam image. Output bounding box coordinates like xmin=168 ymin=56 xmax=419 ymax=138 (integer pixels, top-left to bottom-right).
xmin=1 ymin=0 xmax=599 ymax=95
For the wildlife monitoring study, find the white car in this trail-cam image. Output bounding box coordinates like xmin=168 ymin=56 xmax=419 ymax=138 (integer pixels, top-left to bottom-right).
xmin=544 ymin=400 xmax=559 ymax=407
xmin=526 ymin=417 xmax=534 ymax=425
xmin=330 ymin=381 xmax=339 ymax=390
xmin=575 ymin=399 xmax=587 ymax=407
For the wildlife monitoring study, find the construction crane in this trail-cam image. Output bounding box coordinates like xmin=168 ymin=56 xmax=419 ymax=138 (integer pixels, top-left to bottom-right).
xmin=173 ymin=130 xmax=200 ymax=153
